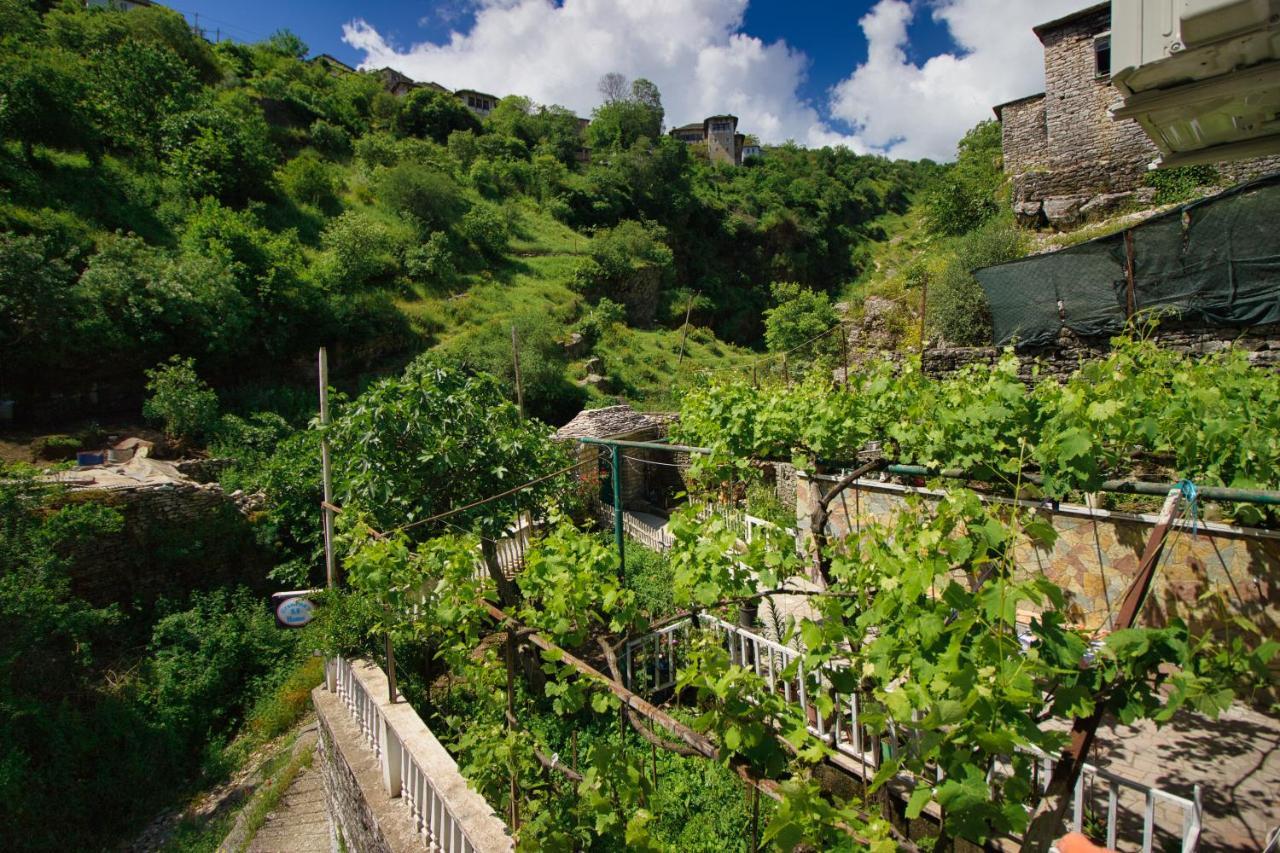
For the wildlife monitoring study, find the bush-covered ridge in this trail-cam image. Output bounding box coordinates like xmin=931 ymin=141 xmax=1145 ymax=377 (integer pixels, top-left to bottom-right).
xmin=1 ymin=2 xmax=929 ymax=419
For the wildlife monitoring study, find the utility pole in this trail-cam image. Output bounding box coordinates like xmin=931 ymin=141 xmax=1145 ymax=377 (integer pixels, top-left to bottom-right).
xmin=675 ymin=290 xmax=698 ymax=369
xmin=319 ymin=348 xmax=335 ymax=589
xmin=510 ymin=324 xmax=524 ymax=417
xmin=918 ymin=278 xmax=928 ymax=353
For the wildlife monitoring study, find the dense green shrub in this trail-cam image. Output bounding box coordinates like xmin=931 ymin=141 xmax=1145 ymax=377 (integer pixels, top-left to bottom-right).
xmin=1144 ymin=164 xmax=1220 ymax=205
xmin=442 ymin=311 xmax=585 ymax=423
xmin=318 ymin=209 xmax=405 ymax=289
xmin=923 ymin=120 xmax=1003 ymax=236
xmin=31 ymin=434 xmax=80 ymax=461
xmin=376 ymin=162 xmax=467 ymax=232
xmin=147 ymin=587 xmax=299 ymax=736
xmin=276 ymin=148 xmax=337 ymax=207
xmin=354 ymin=130 xmax=400 ymax=172
xmin=308 ymin=119 xmax=353 ymax=158
xmin=571 ymin=219 xmax=673 ymax=325
xmin=0 ymin=45 xmax=98 ymax=161
xmin=162 ymin=92 xmax=277 ymax=205
xmin=928 ymin=219 xmax=1026 ymax=345
xmin=458 ymin=201 xmax=509 ymax=257
xmin=143 ymin=355 xmax=220 ymax=443
xmin=404 ymin=231 xmax=457 ymax=285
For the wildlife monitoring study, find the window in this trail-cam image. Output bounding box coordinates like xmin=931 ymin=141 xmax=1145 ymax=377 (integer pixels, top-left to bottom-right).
xmin=1094 ymin=33 xmax=1111 ymax=78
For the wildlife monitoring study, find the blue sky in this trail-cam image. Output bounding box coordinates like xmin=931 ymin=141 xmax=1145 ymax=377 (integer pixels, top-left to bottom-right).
xmin=165 ymin=0 xmax=1081 ymax=160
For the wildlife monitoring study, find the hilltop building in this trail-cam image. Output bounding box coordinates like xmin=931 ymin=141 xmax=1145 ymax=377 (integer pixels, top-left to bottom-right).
xmin=456 ymin=89 xmax=501 ymax=118
xmin=313 ymin=54 xmax=355 ymax=76
xmin=994 ymin=2 xmax=1280 ymax=227
xmin=669 ymin=115 xmax=747 ymax=165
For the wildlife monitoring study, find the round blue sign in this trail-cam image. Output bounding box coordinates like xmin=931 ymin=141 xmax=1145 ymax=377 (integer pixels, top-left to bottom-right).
xmin=275 ymin=596 xmax=315 ymax=628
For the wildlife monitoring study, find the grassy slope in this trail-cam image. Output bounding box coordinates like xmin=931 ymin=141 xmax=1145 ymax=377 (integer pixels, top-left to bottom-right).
xmin=393 ymin=196 xmax=757 ymax=413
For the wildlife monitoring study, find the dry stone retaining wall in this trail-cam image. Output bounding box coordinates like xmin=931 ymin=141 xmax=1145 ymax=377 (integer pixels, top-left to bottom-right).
xmin=921 ymin=323 xmax=1280 ymax=383
xmin=55 ymin=480 xmax=268 ymax=608
xmin=796 ymin=472 xmax=1279 ymax=641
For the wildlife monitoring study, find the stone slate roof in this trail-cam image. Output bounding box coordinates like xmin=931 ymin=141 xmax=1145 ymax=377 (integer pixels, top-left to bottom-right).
xmin=1032 ymin=2 xmax=1108 ymax=38
xmin=554 ymin=405 xmax=658 ymax=440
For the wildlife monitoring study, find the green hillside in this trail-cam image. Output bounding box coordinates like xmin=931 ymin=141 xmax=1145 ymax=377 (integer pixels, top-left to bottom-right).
xmin=0 ymin=1 xmax=929 ymax=425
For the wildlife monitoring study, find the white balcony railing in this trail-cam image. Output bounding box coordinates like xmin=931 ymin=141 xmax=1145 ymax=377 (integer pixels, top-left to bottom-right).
xmin=621 ymin=617 xmax=1201 ymax=853
xmin=330 ymin=656 xmax=513 ymax=852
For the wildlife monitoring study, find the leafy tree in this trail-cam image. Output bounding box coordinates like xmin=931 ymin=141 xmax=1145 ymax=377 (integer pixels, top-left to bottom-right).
xmin=143 ymin=355 xmax=220 ymax=443
xmin=394 ymin=88 xmax=481 ymax=143
xmin=586 ymin=76 xmax=664 ymax=151
xmin=598 ymin=71 xmax=628 ymax=103
xmin=923 ymin=119 xmax=1003 ymax=236
xmin=763 ymin=281 xmax=841 ymax=367
xmin=0 ymin=233 xmax=75 ymax=370
xmin=92 ymin=38 xmax=199 ymax=155
xmin=162 ymin=92 xmax=277 ymax=205
xmin=262 ymin=28 xmax=308 ymax=60
xmin=327 ymin=354 xmax=571 ymax=541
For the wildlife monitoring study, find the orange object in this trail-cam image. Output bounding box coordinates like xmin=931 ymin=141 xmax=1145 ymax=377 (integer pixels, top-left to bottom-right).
xmin=1057 ymin=832 xmax=1114 ymax=853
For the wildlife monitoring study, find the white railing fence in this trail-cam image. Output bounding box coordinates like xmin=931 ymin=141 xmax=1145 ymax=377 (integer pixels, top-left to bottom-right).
xmin=620 ymin=618 xmax=1201 ymax=853
xmin=329 ymin=656 xmax=514 ymax=853
xmin=621 ymin=511 xmax=675 ymax=551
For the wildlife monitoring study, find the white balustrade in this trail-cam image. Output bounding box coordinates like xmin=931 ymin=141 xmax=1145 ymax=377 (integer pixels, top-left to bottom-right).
xmin=330 ymin=656 xmax=514 ymax=852
xmin=620 ymin=618 xmax=1201 ymax=852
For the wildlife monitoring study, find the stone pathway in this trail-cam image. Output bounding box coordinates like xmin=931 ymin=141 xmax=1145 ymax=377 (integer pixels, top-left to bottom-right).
xmin=244 ymin=734 xmax=330 ymax=853
xmin=1083 ymin=703 xmax=1280 ymax=851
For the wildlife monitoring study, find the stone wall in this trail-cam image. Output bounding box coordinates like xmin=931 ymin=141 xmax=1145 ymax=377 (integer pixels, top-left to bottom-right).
xmin=795 ymin=473 xmax=1279 ymax=639
xmin=998 ymin=94 xmax=1048 ymax=178
xmin=921 ymin=322 xmax=1280 ymax=382
xmin=55 ymin=480 xmax=269 ymax=608
xmin=1002 ymin=6 xmax=1280 ymax=228
xmin=314 ymin=686 xmax=418 ymax=853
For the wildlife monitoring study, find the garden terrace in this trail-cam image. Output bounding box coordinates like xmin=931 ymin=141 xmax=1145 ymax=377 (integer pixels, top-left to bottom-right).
xmin=318 ymin=343 xmax=1278 ymax=851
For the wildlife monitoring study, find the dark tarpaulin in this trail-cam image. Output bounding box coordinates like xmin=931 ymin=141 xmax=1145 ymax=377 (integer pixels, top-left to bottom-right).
xmin=976 ymin=173 xmax=1280 ymax=347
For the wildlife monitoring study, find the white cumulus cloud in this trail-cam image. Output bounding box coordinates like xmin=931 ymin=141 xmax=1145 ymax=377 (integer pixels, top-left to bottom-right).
xmin=830 ymin=0 xmax=1084 ymax=160
xmin=341 ymin=0 xmax=864 ymax=152
xmin=342 ymin=0 xmax=1085 ymax=161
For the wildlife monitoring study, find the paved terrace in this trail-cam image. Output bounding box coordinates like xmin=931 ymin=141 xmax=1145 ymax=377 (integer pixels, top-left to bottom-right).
xmin=621 ymin=509 xmax=1280 ymax=850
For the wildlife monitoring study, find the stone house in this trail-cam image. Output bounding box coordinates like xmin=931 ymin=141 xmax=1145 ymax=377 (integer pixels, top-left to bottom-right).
xmin=994 ymin=2 xmax=1280 ymax=228
xmin=377 ymin=68 xmax=419 ymax=97
xmin=668 ymin=115 xmax=747 ymax=165
xmin=313 ymin=54 xmax=356 ymax=77
xmin=456 ymin=89 xmax=500 ymax=118
xmin=375 ymin=68 xmax=451 ymax=98
xmin=554 ymin=405 xmax=684 ymax=513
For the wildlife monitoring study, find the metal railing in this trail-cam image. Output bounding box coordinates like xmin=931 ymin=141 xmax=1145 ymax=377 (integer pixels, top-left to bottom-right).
xmin=330 ymin=656 xmax=514 ymax=852
xmin=621 ymin=617 xmax=1201 ymax=852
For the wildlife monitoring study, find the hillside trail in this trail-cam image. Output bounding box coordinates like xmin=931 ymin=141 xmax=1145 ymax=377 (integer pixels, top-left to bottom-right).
xmin=240 ymin=728 xmax=328 ymax=853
